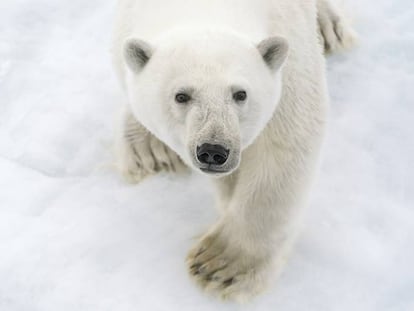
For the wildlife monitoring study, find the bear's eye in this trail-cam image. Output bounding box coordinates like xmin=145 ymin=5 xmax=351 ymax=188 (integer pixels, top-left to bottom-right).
xmin=175 ymin=93 xmax=192 ymax=104
xmin=233 ymin=90 xmax=247 ymax=102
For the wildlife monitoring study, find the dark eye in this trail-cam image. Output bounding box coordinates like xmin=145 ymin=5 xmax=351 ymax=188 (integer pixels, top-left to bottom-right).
xmin=175 ymin=93 xmax=191 ymax=104
xmin=233 ymin=90 xmax=247 ymax=102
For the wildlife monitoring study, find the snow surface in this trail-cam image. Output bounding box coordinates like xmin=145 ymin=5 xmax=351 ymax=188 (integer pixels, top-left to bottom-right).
xmin=0 ymin=0 xmax=413 ymax=310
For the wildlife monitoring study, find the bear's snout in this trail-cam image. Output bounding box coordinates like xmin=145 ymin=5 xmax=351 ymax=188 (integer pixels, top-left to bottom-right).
xmin=196 ymin=143 xmax=229 ymax=166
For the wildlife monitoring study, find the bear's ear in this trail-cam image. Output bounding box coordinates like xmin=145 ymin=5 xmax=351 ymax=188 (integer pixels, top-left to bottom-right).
xmin=124 ymin=38 xmax=153 ymax=73
xmin=257 ymin=36 xmax=289 ymax=71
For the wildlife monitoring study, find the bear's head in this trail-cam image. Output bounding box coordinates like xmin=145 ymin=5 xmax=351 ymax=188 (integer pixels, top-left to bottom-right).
xmin=123 ymin=29 xmax=288 ymax=176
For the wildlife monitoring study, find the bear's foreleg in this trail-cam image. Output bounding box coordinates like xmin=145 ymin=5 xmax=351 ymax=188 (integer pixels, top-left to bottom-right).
xmin=187 ymin=138 xmax=316 ymax=301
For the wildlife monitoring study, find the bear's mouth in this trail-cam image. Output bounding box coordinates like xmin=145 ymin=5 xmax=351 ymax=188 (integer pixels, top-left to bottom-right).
xmin=198 ymin=162 xmax=238 ymax=176
xmin=200 ymin=166 xmax=228 ymax=174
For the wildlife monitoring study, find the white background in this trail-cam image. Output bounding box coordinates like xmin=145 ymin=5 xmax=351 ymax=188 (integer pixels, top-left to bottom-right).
xmin=0 ymin=0 xmax=413 ymax=310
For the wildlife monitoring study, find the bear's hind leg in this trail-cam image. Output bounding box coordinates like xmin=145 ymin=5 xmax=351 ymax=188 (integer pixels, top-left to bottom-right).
xmin=317 ymin=0 xmax=357 ymax=54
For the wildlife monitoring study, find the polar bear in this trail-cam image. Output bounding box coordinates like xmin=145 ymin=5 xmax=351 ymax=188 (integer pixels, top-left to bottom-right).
xmin=112 ymin=0 xmax=355 ymax=302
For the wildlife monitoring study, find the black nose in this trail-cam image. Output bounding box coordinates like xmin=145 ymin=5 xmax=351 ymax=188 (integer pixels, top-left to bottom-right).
xmin=197 ymin=143 xmax=229 ymax=165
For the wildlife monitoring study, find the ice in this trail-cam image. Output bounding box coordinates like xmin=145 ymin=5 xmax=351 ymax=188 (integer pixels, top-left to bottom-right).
xmin=0 ymin=0 xmax=413 ymax=310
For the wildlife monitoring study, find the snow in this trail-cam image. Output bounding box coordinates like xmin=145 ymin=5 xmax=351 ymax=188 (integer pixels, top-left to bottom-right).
xmin=0 ymin=0 xmax=413 ymax=310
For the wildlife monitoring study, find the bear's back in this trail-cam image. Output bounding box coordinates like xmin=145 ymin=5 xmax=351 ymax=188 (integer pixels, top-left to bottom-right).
xmin=112 ymin=0 xmax=320 ymax=83
xmin=115 ymin=0 xmax=274 ymax=41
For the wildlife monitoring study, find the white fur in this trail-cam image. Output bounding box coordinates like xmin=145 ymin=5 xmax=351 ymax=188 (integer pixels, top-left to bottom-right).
xmin=112 ymin=0 xmax=356 ymax=302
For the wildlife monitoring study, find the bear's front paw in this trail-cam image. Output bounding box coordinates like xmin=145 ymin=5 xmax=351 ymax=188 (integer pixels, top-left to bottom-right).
xmin=117 ymin=136 xmax=152 ymax=184
xmin=187 ymin=229 xmax=271 ymax=302
xmin=117 ymin=132 xmax=187 ymax=184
